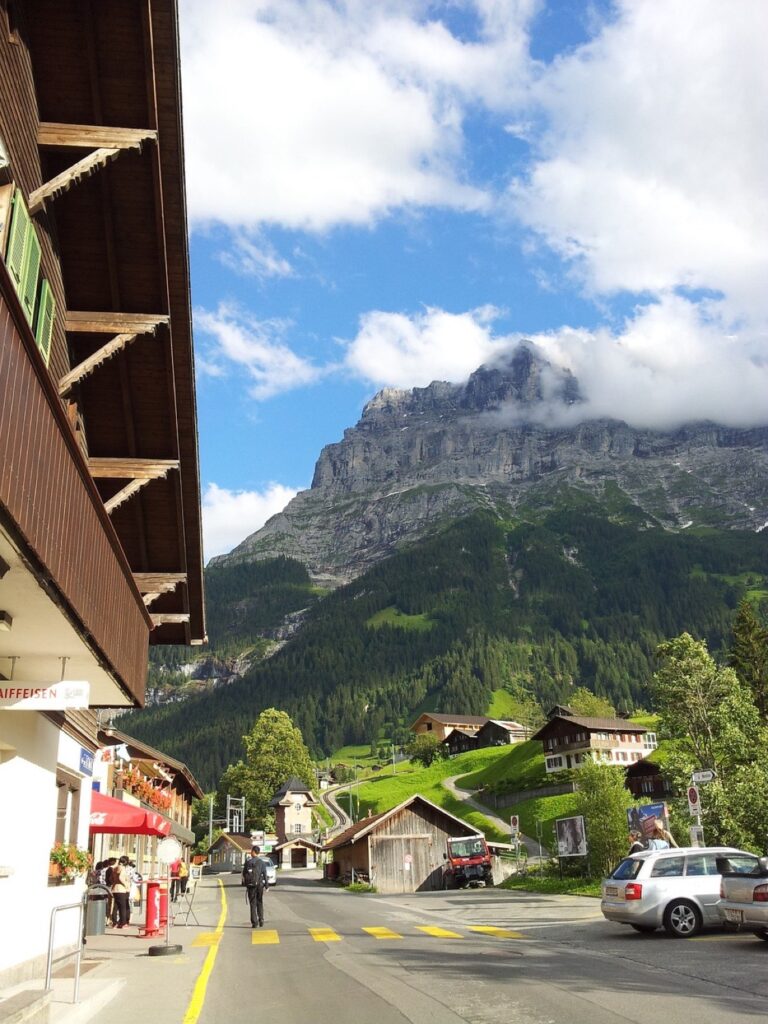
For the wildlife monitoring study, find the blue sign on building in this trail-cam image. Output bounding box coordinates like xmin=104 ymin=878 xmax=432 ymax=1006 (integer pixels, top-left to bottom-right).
xmin=79 ymin=748 xmax=94 ymax=777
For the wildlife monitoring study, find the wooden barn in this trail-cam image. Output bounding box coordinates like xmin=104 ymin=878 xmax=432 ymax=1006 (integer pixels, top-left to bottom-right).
xmin=324 ymin=795 xmax=481 ymax=894
xmin=442 ymin=727 xmax=480 ymax=756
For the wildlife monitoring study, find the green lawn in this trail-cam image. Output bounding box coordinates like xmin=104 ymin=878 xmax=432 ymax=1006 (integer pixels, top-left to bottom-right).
xmin=500 ymin=874 xmax=601 ymax=898
xmin=486 ymin=689 xmax=521 ymax=719
xmin=337 ymin=747 xmax=512 ymax=842
xmin=454 ymin=740 xmax=548 ymax=793
xmin=365 ymin=606 xmax=435 ymax=631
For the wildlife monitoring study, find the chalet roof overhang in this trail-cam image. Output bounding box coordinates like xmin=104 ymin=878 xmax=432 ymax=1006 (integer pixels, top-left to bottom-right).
xmin=101 ymin=726 xmax=204 ymax=799
xmin=531 ymin=715 xmax=647 ymax=742
xmin=409 ymin=713 xmax=490 ymax=732
xmin=324 ymin=794 xmax=481 ymax=852
xmin=25 ymin=0 xmax=205 ymax=647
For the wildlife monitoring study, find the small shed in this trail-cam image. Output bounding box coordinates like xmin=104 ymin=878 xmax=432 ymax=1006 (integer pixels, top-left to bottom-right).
xmin=206 ymin=832 xmax=252 ymax=872
xmin=324 ymin=795 xmax=481 ymax=894
xmin=476 ymin=719 xmax=526 ymax=747
xmin=442 ymin=728 xmax=480 ymax=756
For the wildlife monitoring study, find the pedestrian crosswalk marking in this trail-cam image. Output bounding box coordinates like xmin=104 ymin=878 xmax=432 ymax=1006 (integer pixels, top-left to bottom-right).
xmin=252 ymin=929 xmax=279 ymax=945
xmin=415 ymin=925 xmax=463 ymax=939
xmin=310 ymin=927 xmax=342 ymax=942
xmin=363 ymin=926 xmax=402 ymax=940
xmin=191 ymin=933 xmax=220 ymax=948
xmin=469 ymin=926 xmax=525 ymax=939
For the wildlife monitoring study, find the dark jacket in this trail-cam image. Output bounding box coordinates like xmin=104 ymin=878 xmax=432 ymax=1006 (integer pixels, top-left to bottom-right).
xmin=241 ymin=855 xmax=267 ymax=890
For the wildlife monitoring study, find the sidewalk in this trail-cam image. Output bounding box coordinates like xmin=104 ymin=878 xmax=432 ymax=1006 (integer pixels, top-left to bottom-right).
xmin=0 ymin=879 xmax=228 ymax=1024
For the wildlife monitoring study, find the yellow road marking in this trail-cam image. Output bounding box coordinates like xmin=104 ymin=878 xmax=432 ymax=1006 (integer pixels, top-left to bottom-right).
xmin=182 ymin=880 xmax=227 ymax=1024
xmin=190 ymin=933 xmax=221 ymax=948
xmin=252 ymin=929 xmax=280 ymax=945
xmin=363 ymin=926 xmax=402 ymax=940
xmin=469 ymin=926 xmax=525 ymax=939
xmin=416 ymin=925 xmax=463 ymax=939
xmin=310 ymin=927 xmax=342 ymax=942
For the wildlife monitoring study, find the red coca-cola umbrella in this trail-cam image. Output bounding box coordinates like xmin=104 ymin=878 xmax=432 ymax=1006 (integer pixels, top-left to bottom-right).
xmin=89 ymin=789 xmax=171 ymax=837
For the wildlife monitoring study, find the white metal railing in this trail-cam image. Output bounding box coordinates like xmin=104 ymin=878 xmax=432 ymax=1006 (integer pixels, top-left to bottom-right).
xmin=45 ymin=895 xmax=86 ymax=1003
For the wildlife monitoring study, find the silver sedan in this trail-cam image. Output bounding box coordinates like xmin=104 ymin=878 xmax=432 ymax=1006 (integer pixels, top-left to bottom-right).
xmin=717 ymin=853 xmax=768 ymax=941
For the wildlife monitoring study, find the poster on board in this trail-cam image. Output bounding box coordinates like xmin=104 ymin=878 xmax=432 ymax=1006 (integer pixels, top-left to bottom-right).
xmin=556 ymin=815 xmax=587 ymax=857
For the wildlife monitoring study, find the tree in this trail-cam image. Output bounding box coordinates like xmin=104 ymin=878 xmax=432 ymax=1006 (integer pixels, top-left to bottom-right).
xmin=728 ymin=600 xmax=768 ymax=718
xmin=405 ymin=733 xmax=447 ymax=768
xmin=568 ymin=687 xmax=616 ymax=719
xmin=575 ymin=759 xmax=632 ymax=878
xmin=653 ymin=632 xmax=768 ymax=850
xmin=217 ymin=708 xmax=315 ymax=827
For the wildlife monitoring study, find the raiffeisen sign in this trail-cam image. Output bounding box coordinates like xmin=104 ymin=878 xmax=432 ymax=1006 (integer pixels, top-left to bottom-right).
xmin=0 ymin=681 xmax=89 ymax=709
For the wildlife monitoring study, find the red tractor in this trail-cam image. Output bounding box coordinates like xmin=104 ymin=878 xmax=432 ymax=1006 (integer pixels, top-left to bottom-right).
xmin=443 ymin=835 xmax=493 ymax=889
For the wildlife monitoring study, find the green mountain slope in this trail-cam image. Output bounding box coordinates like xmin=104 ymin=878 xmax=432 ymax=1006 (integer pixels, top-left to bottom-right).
xmin=128 ymin=503 xmax=768 ymax=788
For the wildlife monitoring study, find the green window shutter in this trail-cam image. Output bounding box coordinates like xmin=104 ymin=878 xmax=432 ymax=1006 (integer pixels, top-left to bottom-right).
xmin=5 ymin=187 xmax=29 ymax=292
xmin=19 ymin=220 xmax=41 ymax=325
xmin=34 ymin=278 xmax=55 ymax=366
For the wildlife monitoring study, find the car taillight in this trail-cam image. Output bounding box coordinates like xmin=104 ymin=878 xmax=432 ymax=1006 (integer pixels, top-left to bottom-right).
xmin=625 ymin=883 xmax=643 ymax=901
xmin=753 ymin=884 xmax=768 ymax=903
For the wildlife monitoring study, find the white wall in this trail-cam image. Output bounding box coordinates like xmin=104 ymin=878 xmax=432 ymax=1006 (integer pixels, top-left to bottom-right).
xmin=0 ymin=711 xmax=89 ymax=984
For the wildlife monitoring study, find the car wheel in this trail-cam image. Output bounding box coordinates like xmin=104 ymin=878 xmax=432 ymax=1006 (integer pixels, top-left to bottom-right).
xmin=630 ymin=924 xmax=656 ymax=933
xmin=663 ymin=900 xmax=702 ymax=938
xmin=753 ymin=929 xmax=768 ymax=942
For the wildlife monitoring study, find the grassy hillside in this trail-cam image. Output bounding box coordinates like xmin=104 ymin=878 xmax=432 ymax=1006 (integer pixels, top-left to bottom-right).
xmin=130 ymin=504 xmax=768 ymax=788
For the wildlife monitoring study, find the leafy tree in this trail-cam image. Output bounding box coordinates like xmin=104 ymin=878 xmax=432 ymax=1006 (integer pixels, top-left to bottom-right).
xmin=575 ymin=759 xmax=632 ymax=878
xmin=405 ymin=733 xmax=447 ymax=768
xmin=728 ymin=600 xmax=768 ymax=718
xmin=217 ymin=709 xmax=315 ymax=827
xmin=568 ymin=687 xmax=616 ymax=718
xmin=653 ymin=632 xmax=768 ymax=849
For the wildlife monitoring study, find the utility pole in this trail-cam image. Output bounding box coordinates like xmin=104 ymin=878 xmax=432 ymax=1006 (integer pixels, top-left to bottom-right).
xmin=391 ymin=742 xmax=396 ymax=776
xmin=208 ymin=794 xmax=214 ymax=849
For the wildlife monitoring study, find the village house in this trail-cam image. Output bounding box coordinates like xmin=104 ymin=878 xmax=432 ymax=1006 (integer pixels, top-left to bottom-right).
xmin=442 ymin=728 xmax=480 ymax=756
xmin=324 ymin=794 xmax=481 ymax=893
xmin=532 ymin=715 xmax=657 ymax=773
xmin=270 ymin=777 xmax=323 ymax=868
xmin=410 ymin=713 xmax=490 ymax=743
xmin=475 ymin=719 xmax=527 ymax=746
xmin=0 ymin=0 xmax=204 ymax=991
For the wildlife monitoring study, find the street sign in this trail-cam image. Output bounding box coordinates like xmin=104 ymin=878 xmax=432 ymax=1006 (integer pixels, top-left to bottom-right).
xmin=687 ymin=785 xmax=701 ymax=817
xmin=692 ymin=769 xmax=715 ymax=784
xmin=510 ymin=815 xmax=520 ymax=836
xmin=689 ymin=825 xmax=705 ymax=847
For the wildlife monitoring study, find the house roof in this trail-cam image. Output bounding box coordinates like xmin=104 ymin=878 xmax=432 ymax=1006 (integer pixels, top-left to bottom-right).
xmin=410 ymin=713 xmax=489 ymax=731
xmin=208 ymin=832 xmax=252 ymax=854
xmin=324 ymin=794 xmax=481 ymax=851
xmin=442 ymin=727 xmax=480 ymax=740
xmin=268 ymin=776 xmax=318 ymax=806
xmin=482 ymin=719 xmax=526 ymax=732
xmin=531 ymin=715 xmax=647 ymax=741
xmin=102 ymin=727 xmax=204 ymax=799
xmin=273 ymin=837 xmax=323 ymax=851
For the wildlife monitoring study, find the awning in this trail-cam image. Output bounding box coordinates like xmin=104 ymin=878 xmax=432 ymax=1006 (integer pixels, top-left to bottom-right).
xmin=89 ymin=790 xmax=172 ymax=837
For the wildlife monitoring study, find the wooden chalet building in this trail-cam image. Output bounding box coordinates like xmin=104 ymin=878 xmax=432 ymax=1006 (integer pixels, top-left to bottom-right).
xmin=475 ymin=719 xmax=527 ymax=746
xmin=0 ymin=0 xmax=204 ymax=990
xmin=410 ymin=713 xmax=490 ymax=743
xmin=625 ymin=757 xmax=670 ymax=800
xmin=442 ymin=727 xmax=480 ymax=756
xmin=324 ymin=794 xmax=481 ymax=894
xmin=532 ymin=715 xmax=657 ymax=774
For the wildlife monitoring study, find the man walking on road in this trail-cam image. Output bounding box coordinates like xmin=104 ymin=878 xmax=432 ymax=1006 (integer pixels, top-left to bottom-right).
xmin=242 ymin=843 xmax=268 ymax=928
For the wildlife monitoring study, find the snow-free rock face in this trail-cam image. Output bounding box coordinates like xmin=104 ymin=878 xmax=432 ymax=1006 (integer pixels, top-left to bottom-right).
xmin=213 ymin=345 xmax=768 ymax=584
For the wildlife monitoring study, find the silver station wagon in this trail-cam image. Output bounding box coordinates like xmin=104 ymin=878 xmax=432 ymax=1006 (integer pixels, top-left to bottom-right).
xmin=601 ymin=846 xmax=754 ymax=937
xmin=717 ymin=853 xmax=768 ymax=942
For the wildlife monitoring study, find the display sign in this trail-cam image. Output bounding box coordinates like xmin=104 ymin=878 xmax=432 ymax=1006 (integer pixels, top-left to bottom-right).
xmin=689 ymin=825 xmax=705 ymax=847
xmin=510 ymin=815 xmax=520 ymax=836
xmin=79 ymin=748 xmax=94 ymax=776
xmin=555 ymin=815 xmax=587 ymax=857
xmin=627 ymin=802 xmax=670 ymax=839
xmin=157 ymin=837 xmax=182 ymax=865
xmin=687 ymin=785 xmax=701 ymax=817
xmin=692 ymin=769 xmax=715 ymax=784
xmin=0 ymin=681 xmax=89 ymax=710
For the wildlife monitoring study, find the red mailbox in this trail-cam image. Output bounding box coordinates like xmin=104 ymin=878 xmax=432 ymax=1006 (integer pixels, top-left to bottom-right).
xmin=142 ymin=881 xmax=162 ymax=937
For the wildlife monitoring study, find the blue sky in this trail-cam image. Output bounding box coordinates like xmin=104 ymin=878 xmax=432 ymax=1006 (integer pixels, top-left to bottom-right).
xmin=179 ymin=0 xmax=768 ymax=559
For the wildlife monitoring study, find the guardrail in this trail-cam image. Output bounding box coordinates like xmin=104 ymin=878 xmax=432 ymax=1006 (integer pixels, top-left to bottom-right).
xmin=45 ymin=896 xmax=85 ymax=1003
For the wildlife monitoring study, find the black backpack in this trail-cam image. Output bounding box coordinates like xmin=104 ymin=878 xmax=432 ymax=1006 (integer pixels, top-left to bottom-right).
xmin=242 ymin=856 xmax=264 ymax=889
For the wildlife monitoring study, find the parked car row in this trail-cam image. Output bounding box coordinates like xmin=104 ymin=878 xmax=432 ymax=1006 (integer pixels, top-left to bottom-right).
xmin=601 ymin=846 xmax=768 ymax=939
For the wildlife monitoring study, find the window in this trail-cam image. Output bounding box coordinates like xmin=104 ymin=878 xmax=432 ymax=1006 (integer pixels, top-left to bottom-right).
xmin=650 ymin=856 xmax=685 ymax=878
xmin=644 ymin=733 xmax=658 ymax=750
xmin=34 ymin=279 xmax=55 ymax=365
xmin=55 ymin=768 xmax=81 ymax=846
xmin=294 ymin=801 xmax=302 ymax=812
xmin=685 ymin=855 xmax=715 ymax=877
xmin=611 ymin=858 xmax=643 ymax=880
xmin=294 ymin=823 xmax=303 ymax=834
xmin=545 ymin=756 xmax=563 ymax=770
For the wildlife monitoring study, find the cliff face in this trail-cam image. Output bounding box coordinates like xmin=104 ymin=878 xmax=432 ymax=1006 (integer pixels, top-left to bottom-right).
xmin=214 ymin=345 xmax=768 ymax=583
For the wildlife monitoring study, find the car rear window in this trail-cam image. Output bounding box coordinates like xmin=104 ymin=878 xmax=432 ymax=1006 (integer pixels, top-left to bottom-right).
xmin=715 ymin=854 xmax=761 ymax=876
xmin=611 ymin=858 xmax=643 ymax=880
xmin=650 ymin=856 xmax=685 ymax=877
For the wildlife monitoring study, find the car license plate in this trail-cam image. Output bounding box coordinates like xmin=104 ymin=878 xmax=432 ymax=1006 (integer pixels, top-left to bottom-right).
xmin=724 ymin=909 xmax=743 ymax=924
xmin=604 ymin=886 xmax=618 ymax=896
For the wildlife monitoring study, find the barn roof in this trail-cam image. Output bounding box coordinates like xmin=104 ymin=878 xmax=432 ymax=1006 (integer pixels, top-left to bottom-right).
xmin=531 ymin=715 xmax=647 ymax=740
xmin=324 ymin=794 xmax=481 ymax=851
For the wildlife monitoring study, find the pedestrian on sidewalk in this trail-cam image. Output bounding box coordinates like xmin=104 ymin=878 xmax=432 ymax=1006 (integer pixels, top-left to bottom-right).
xmin=111 ymin=856 xmax=131 ymax=929
xmin=241 ymin=844 xmax=268 ymax=928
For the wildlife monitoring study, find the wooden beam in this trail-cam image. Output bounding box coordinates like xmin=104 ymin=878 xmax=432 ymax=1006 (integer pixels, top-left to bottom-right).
xmin=28 ymin=146 xmax=141 ymax=213
xmin=89 ymin=458 xmax=179 ymax=479
xmin=133 ymin=573 xmax=187 ymax=594
xmin=58 ymin=333 xmax=139 ymax=395
xmin=104 ymin=478 xmax=151 ymax=514
xmin=150 ymin=613 xmax=190 ymax=627
xmin=65 ymin=312 xmax=169 ymax=334
xmin=38 ymin=122 xmax=157 ymax=150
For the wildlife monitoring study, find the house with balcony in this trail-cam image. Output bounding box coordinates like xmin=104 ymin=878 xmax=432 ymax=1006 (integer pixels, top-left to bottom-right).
xmin=409 ymin=713 xmax=490 ymax=743
xmin=531 ymin=714 xmax=657 ymax=774
xmin=0 ymin=0 xmax=204 ymax=992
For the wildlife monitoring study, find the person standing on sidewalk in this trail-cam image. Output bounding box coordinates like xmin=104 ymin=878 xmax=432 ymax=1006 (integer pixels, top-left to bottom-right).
xmin=241 ymin=844 xmax=268 ymax=928
xmin=111 ymin=856 xmax=131 ymax=929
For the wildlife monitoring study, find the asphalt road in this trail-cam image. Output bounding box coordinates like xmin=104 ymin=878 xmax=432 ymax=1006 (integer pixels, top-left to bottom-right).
xmin=188 ymin=873 xmax=766 ymax=1024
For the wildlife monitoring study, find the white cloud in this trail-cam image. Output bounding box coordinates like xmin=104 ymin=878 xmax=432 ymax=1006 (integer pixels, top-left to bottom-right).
xmin=203 ymin=482 xmax=299 ymax=561
xmin=195 ymin=303 xmax=324 ymax=399
xmin=219 ymin=234 xmax=293 ymax=280
xmin=512 ymin=0 xmax=768 ymax=321
xmin=343 ymin=305 xmax=507 ymax=388
xmin=179 ymin=0 xmax=535 ymax=231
